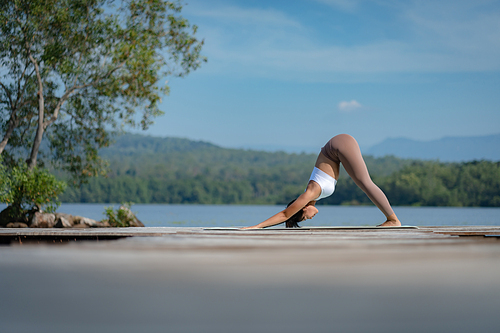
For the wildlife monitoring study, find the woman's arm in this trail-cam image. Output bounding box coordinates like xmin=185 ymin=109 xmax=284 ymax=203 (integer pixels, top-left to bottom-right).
xmin=242 ymin=210 xmax=289 ymax=229
xmin=242 ymin=183 xmax=320 ymax=229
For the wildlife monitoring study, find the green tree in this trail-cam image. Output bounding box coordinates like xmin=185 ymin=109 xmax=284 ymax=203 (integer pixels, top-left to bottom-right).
xmin=0 ymin=157 xmax=66 ymax=223
xmin=0 ymin=0 xmax=205 ymax=182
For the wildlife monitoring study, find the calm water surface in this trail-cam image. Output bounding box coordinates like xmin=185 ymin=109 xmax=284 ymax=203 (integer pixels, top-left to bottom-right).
xmin=48 ymin=204 xmax=500 ymax=228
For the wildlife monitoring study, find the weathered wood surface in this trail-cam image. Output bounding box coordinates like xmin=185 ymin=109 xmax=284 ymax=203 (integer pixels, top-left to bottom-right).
xmin=1 ymin=226 xmax=499 ymax=245
xmin=1 ymin=225 xmax=500 ymax=332
xmin=1 ymin=225 xmax=499 ymax=236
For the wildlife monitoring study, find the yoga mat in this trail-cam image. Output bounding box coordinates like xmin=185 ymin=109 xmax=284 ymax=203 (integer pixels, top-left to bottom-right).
xmin=204 ymin=226 xmax=419 ymax=231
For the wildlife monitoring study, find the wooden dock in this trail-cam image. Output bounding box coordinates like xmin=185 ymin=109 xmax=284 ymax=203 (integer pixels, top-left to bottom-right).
xmin=1 ymin=226 xmax=500 ymax=332
xmin=1 ymin=225 xmax=500 ymax=245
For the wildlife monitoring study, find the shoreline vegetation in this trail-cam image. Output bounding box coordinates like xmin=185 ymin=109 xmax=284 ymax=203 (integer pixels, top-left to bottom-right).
xmin=59 ymin=134 xmax=500 ymax=207
xmin=0 ymin=203 xmax=144 ymax=229
xmin=0 ymin=1 xmax=205 ymax=228
xmin=1 ymin=133 xmax=499 ymax=228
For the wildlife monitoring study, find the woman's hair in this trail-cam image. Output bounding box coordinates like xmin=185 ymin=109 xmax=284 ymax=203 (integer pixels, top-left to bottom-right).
xmin=285 ymin=199 xmax=304 ymax=228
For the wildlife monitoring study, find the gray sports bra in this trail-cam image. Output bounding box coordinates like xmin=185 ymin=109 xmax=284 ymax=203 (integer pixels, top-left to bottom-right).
xmin=308 ymin=167 xmax=337 ymax=200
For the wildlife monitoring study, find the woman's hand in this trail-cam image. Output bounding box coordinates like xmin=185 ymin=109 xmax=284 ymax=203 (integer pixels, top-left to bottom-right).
xmin=240 ymin=189 xmax=319 ymax=230
xmin=240 ymin=225 xmax=262 ymax=230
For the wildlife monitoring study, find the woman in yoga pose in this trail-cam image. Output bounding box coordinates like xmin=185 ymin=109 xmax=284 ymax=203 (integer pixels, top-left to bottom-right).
xmin=243 ymin=134 xmax=401 ymax=229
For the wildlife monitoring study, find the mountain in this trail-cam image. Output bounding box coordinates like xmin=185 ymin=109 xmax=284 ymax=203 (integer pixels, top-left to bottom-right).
xmin=101 ymin=134 xmax=219 ymax=156
xmin=57 ymin=133 xmax=500 ymax=206
xmin=364 ymin=134 xmax=500 ymax=162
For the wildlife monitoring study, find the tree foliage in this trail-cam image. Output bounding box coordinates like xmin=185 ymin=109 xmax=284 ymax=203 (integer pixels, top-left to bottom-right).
xmin=103 ymin=202 xmax=135 ymax=227
xmin=0 ymin=156 xmax=66 ymax=221
xmin=58 ymin=134 xmax=500 ymax=207
xmin=381 ymin=161 xmax=500 ymax=207
xmin=0 ymin=0 xmax=205 ymax=182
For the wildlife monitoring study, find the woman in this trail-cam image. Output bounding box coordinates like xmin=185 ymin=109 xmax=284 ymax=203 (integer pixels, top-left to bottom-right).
xmin=242 ymin=134 xmax=401 ymax=229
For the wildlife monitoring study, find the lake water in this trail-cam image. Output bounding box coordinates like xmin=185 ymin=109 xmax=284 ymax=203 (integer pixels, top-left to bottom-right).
xmin=43 ymin=204 xmax=500 ymax=227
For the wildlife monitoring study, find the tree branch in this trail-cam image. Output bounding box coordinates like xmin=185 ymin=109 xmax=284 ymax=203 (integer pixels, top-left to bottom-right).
xmin=0 ymin=58 xmax=33 ymax=155
xmin=0 ymin=110 xmax=20 ymax=154
xmin=13 ymin=59 xmax=32 ymax=110
xmin=44 ymin=62 xmax=126 ymax=127
xmin=27 ymin=48 xmax=45 ymax=169
xmin=0 ymin=81 xmax=14 ymax=108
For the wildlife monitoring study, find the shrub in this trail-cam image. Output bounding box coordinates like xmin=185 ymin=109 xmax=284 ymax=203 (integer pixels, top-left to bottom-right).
xmin=0 ymin=157 xmax=9 ymax=199
xmin=103 ymin=203 xmax=136 ymax=227
xmin=0 ymin=158 xmax=67 ymax=220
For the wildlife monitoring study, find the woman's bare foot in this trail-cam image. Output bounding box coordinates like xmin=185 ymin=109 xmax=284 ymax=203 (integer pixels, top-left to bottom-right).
xmin=377 ymin=213 xmax=401 ymax=227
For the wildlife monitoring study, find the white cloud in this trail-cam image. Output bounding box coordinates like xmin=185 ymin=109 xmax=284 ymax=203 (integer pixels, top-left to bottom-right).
xmin=338 ymin=100 xmax=362 ymax=112
xmin=314 ymin=0 xmax=359 ymax=12
xmin=185 ymin=0 xmax=500 ymax=82
xmin=187 ymin=5 xmax=302 ymax=28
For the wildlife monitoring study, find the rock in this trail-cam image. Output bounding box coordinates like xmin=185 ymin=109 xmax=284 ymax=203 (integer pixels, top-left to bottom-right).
xmin=1 ymin=208 xmax=126 ymax=228
xmin=73 ymin=217 xmax=110 ymax=228
xmin=6 ymin=222 xmax=28 ymax=228
xmin=55 ymin=213 xmax=74 ymax=225
xmin=72 ymin=223 xmax=89 ymax=229
xmin=96 ymin=219 xmax=111 ymax=228
xmin=93 ymin=220 xmax=111 ymax=228
xmin=73 ymin=216 xmax=99 ymax=228
xmin=0 ymin=206 xmax=23 ymax=227
xmin=30 ymin=212 xmax=56 ymax=228
xmin=0 ymin=207 xmax=12 ymax=227
xmin=119 ymin=205 xmax=145 ymax=227
xmin=54 ymin=216 xmax=73 ymax=228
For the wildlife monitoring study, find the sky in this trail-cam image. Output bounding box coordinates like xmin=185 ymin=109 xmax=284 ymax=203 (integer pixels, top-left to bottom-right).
xmin=139 ymin=0 xmax=500 ymax=152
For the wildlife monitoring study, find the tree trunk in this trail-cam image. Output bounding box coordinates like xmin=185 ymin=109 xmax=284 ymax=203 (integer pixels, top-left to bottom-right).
xmin=27 ymin=54 xmax=44 ymax=170
xmin=0 ymin=110 xmax=19 ymax=154
xmin=27 ymin=92 xmax=44 ymax=170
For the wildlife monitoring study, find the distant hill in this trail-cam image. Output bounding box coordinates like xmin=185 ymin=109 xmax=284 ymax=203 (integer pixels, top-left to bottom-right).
xmin=365 ymin=134 xmax=500 ymax=162
xmin=100 ymin=133 xmax=410 ymax=176
xmin=101 ymin=134 xmax=219 ymax=156
xmin=57 ymin=133 xmax=500 ymax=206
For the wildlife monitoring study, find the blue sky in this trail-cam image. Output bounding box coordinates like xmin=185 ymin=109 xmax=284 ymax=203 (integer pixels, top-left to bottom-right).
xmin=140 ymin=0 xmax=500 ymax=152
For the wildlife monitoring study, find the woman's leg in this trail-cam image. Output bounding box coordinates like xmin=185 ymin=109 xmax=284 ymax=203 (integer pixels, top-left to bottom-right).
xmin=332 ymin=134 xmax=400 ymax=225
